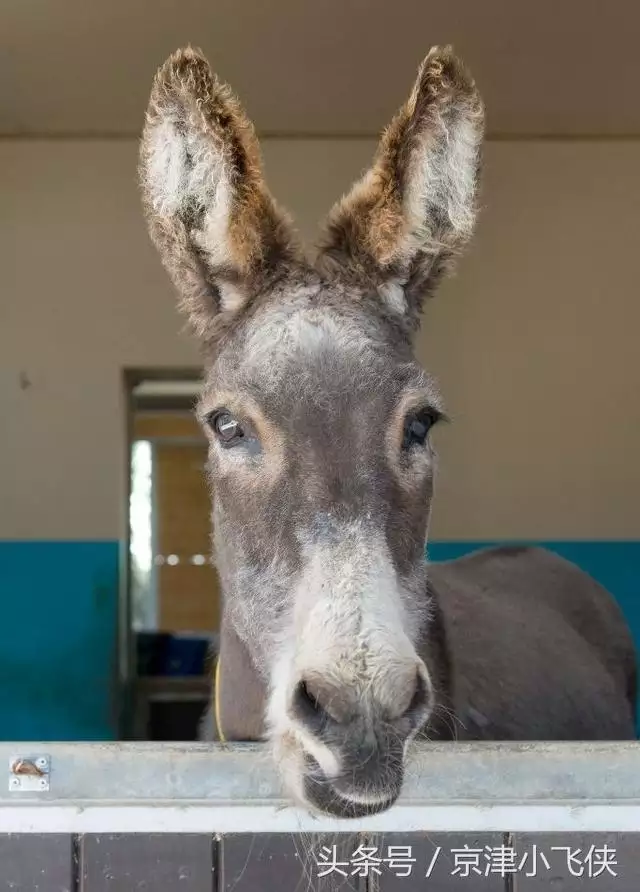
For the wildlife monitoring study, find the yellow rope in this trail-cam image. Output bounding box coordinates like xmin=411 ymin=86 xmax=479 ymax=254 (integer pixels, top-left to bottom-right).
xmin=214 ymin=655 xmax=226 ymax=743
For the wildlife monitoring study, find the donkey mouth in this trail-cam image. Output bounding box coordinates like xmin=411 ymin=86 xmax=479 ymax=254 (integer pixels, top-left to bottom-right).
xmin=302 ymin=754 xmax=401 ymax=818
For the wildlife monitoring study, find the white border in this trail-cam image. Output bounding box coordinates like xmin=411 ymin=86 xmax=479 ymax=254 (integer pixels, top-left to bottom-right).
xmin=2 ymin=804 xmax=640 ymax=834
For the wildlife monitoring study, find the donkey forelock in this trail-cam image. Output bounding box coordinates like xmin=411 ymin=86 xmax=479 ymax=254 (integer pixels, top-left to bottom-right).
xmin=139 ymin=43 xmax=484 ymax=817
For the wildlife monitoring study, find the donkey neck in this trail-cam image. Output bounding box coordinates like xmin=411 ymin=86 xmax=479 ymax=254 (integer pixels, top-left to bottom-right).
xmin=215 ymin=613 xmax=268 ymax=740
xmin=415 ymin=579 xmax=456 ymax=740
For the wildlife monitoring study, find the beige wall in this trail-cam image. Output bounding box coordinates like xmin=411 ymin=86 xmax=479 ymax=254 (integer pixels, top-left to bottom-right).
xmin=2 ymin=138 xmax=639 ymax=541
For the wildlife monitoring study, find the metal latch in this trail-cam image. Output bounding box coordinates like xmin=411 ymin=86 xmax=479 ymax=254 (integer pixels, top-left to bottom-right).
xmin=8 ymin=755 xmax=50 ymax=792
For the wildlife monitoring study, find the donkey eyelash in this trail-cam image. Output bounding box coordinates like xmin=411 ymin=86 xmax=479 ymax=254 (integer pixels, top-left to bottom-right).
xmin=430 ymin=409 xmax=449 ymax=426
xmin=406 ymin=406 xmax=448 ymax=426
xmin=203 ymin=407 xmax=244 ymax=426
xmin=203 ymin=408 xmax=227 ymax=427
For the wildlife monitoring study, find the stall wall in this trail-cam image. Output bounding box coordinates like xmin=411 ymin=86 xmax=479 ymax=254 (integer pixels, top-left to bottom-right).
xmin=1 ymin=137 xmax=639 ymax=738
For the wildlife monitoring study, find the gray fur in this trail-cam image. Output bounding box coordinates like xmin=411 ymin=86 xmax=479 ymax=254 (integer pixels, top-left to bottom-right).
xmin=140 ymin=44 xmax=637 ymax=819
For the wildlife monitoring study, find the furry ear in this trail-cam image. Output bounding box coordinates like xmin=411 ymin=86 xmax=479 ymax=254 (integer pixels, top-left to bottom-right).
xmin=315 ymin=46 xmax=484 ymax=330
xmin=139 ymin=47 xmax=302 ymax=342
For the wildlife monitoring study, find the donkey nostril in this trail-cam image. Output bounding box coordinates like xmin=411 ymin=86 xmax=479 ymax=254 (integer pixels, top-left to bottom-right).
xmin=293 ymin=677 xmax=351 ymax=729
xmin=300 ymin=679 xmax=323 ymax=714
xmin=399 ymin=668 xmax=432 ymax=728
xmin=293 ymin=679 xmax=332 ymax=731
xmin=408 ymin=672 xmax=423 ymax=710
xmin=292 ymin=668 xmax=431 ymax=734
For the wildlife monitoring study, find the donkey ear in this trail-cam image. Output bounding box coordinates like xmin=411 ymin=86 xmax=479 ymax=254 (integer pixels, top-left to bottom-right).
xmin=139 ymin=47 xmax=302 ymax=342
xmin=315 ymin=46 xmax=484 ymax=329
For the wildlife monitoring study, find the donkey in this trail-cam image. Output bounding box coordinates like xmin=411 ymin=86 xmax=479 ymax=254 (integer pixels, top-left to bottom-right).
xmin=139 ymin=45 xmax=637 ymax=818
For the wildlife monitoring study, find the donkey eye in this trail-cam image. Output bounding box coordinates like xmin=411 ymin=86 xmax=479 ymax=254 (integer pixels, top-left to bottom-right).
xmin=402 ymin=409 xmax=438 ymax=450
xmin=209 ymin=411 xmax=244 ymax=445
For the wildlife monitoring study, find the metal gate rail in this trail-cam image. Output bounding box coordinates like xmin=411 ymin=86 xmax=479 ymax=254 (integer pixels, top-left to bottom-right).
xmin=2 ymin=741 xmax=640 ymax=833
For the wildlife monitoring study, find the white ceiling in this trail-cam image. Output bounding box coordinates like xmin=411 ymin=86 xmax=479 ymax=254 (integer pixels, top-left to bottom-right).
xmin=3 ymin=0 xmax=640 ymax=137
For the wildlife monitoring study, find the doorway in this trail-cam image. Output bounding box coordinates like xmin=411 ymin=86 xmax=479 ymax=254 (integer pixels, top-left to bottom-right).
xmin=124 ymin=372 xmax=220 ymax=740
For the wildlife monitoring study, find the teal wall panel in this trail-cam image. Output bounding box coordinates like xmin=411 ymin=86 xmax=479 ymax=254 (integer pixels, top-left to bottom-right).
xmin=0 ymin=541 xmax=119 ymax=740
xmin=0 ymin=539 xmax=636 ymax=740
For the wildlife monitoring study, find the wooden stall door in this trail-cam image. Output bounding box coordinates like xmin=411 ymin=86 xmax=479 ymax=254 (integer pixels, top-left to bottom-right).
xmin=154 ymin=440 xmax=221 ymax=633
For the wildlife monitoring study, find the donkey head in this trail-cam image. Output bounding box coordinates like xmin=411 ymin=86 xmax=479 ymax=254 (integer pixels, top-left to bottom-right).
xmin=140 ymin=46 xmax=483 ymax=816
